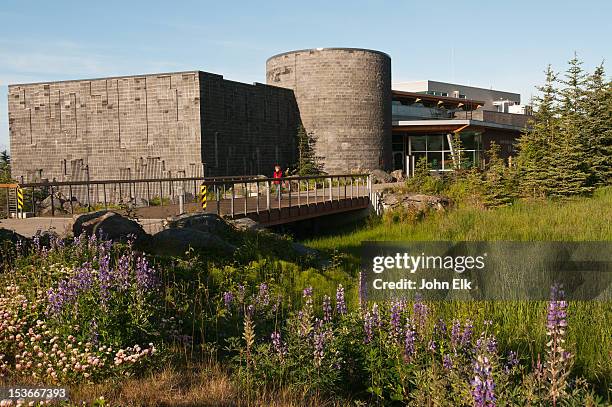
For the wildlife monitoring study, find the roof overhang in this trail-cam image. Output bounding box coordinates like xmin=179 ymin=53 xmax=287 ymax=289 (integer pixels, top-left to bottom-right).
xmin=392 ymin=119 xmax=526 ymax=133
xmin=392 ymin=90 xmax=485 ymax=110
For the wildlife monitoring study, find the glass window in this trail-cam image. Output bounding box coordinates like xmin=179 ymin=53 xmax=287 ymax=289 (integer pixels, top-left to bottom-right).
xmin=393 ymin=152 xmax=404 ymax=170
xmin=428 ymin=152 xmax=442 ymax=170
xmin=461 ymin=133 xmax=477 ymax=150
xmin=410 ymin=136 xmax=426 ymax=152
xmin=427 ymin=135 xmax=444 ymax=151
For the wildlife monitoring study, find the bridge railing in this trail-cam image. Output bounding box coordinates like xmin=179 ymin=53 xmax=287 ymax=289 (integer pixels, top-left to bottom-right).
xmin=3 ymin=173 xmax=372 ymax=219
xmin=202 ymin=173 xmax=371 ymax=219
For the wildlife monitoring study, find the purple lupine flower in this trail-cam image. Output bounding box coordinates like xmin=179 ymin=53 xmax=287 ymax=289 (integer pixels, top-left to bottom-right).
xmin=115 ymin=254 xmax=131 ymax=291
xmin=428 ymin=339 xmax=437 ymax=352
xmin=505 ymin=350 xmax=519 ymax=373
xmin=462 ymin=319 xmax=474 ymax=347
xmin=98 ymin=253 xmax=112 ymax=305
xmin=404 ymin=319 xmax=416 ymax=360
xmin=313 ymin=327 xmax=325 ymax=367
xmin=434 ymin=319 xmax=447 ymax=338
xmin=257 ymin=283 xmax=270 ymax=307
xmin=135 ymin=256 xmax=157 ymax=291
xmin=222 ymin=291 xmax=234 ymax=312
xmin=363 ymin=311 xmax=373 ymax=344
xmin=471 ymin=355 xmax=496 ymax=407
xmin=443 ymin=354 xmax=453 ymax=371
xmin=47 ymin=263 xmax=95 ymax=315
xmin=336 ymin=284 xmax=347 ymax=315
xmin=237 ymin=284 xmax=246 ymax=302
xmin=451 ymin=319 xmax=461 ymax=348
xmin=390 ymin=302 xmax=402 ymax=342
xmin=271 ymin=331 xmax=286 ymax=357
xmin=302 ymin=286 xmax=313 ymax=307
xmin=413 ymin=295 xmax=429 ymax=330
xmin=246 ymin=304 xmax=255 ymax=317
xmin=33 ymin=234 xmax=41 ymax=252
xmin=487 ymin=336 xmax=498 ymax=354
xmin=371 ymin=303 xmax=380 ymax=327
xmin=322 ymin=295 xmax=332 ymax=323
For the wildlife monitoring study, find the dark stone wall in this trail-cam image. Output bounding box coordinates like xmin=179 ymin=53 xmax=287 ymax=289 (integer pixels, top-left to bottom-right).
xmin=266 ymin=48 xmax=392 ymax=173
xmin=198 ymin=72 xmax=299 ymax=177
xmin=8 ymin=71 xmax=299 ymax=182
xmin=8 ymin=71 xmax=203 ymax=182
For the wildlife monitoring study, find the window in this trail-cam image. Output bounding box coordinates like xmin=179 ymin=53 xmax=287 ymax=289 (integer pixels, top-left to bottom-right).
xmin=407 ymin=132 xmax=483 ymax=172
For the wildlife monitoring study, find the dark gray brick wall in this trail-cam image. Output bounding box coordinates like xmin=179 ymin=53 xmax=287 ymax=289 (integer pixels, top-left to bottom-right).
xmin=8 ymin=70 xmax=299 ymax=181
xmin=266 ymin=48 xmax=392 ymax=173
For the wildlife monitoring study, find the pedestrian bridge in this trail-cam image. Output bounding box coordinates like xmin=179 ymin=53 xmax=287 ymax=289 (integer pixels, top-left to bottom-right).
xmin=4 ymin=174 xmax=375 ymax=226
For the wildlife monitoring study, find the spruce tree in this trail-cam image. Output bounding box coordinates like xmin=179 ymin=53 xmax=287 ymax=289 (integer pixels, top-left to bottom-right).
xmin=482 ymin=141 xmax=515 ymax=207
xmin=583 ymin=63 xmax=612 ymax=186
xmin=516 ymin=65 xmax=558 ymax=198
xmin=295 ymin=124 xmax=322 ymax=176
xmin=550 ymin=53 xmax=593 ymax=197
xmin=450 ymin=132 xmax=468 ymax=171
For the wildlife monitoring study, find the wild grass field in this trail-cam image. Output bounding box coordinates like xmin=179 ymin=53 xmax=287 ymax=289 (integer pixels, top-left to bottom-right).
xmin=0 ymin=188 xmax=610 ymax=406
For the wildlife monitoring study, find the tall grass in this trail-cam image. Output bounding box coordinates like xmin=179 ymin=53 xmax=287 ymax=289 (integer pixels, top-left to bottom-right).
xmin=303 ymin=187 xmax=612 ymax=393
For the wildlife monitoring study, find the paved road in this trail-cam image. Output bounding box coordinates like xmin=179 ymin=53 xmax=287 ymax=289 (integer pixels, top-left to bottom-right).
xmin=0 ymin=217 xmax=165 ymax=237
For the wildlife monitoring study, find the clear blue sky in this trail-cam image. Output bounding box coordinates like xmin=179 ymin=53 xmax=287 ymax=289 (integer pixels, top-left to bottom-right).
xmin=1 ymin=0 xmax=610 ymax=151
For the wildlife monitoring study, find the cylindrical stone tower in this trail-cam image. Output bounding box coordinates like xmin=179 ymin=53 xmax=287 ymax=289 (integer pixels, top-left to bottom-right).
xmin=266 ymin=48 xmax=392 ymax=173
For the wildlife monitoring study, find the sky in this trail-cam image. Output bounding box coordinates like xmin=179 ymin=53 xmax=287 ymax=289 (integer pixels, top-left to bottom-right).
xmin=1 ymin=0 xmax=610 ymax=151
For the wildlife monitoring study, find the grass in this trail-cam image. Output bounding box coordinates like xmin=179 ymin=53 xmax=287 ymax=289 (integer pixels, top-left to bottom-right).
xmin=306 ymin=187 xmax=612 ymax=258
xmin=303 ymin=187 xmax=612 ymax=393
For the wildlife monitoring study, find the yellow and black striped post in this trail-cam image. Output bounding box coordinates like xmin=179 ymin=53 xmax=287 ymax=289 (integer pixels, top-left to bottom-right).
xmin=200 ymin=184 xmax=207 ymax=210
xmin=16 ymin=186 xmax=24 ymax=212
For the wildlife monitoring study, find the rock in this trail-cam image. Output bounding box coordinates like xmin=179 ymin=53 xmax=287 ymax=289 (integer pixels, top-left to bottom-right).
xmin=229 ymin=217 xmax=262 ymax=231
xmin=370 ymin=169 xmax=394 ymax=184
xmin=72 ymin=210 xmax=146 ymax=242
xmin=380 ymin=192 xmax=451 ymax=212
xmin=39 ymin=195 xmax=63 ymax=209
xmin=390 ymin=169 xmax=405 ymax=182
xmin=148 ymin=228 xmax=236 ymax=256
xmin=164 ymin=213 xmax=234 ymax=236
xmin=0 ymin=228 xmax=28 ymax=245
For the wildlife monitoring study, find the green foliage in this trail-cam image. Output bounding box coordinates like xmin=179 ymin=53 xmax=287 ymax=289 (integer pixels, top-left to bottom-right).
xmin=0 ymin=150 xmax=10 ymax=182
xmin=294 ymin=124 xmax=323 ymax=176
xmin=482 ymin=141 xmax=517 ymax=207
xmin=516 ymin=54 xmax=610 ymax=198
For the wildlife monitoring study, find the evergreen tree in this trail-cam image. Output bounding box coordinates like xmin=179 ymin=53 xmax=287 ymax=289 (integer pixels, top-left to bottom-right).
xmin=450 ymin=132 xmax=468 ymax=171
xmin=550 ymin=53 xmax=593 ymax=197
xmin=516 ymin=65 xmax=558 ymax=198
xmin=482 ymin=142 xmax=515 ymax=207
xmin=583 ymin=63 xmax=612 ymax=186
xmin=294 ymin=124 xmax=323 ymax=176
xmin=0 ymin=150 xmax=10 ymax=183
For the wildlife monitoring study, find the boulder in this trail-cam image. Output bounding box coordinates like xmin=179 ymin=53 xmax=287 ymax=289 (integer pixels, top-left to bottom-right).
xmin=390 ymin=169 xmax=405 ymax=182
xmin=229 ymin=217 xmax=262 ymax=231
xmin=164 ymin=213 xmax=234 ymax=236
xmin=39 ymin=195 xmax=63 ymax=210
xmin=370 ymin=169 xmax=394 ymax=184
xmin=148 ymin=228 xmax=236 ymax=256
xmin=72 ymin=210 xmax=146 ymax=242
xmin=0 ymin=228 xmax=28 ymax=245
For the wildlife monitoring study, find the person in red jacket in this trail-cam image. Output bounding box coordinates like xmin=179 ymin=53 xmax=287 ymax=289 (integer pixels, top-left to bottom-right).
xmin=273 ymin=164 xmax=283 ymax=199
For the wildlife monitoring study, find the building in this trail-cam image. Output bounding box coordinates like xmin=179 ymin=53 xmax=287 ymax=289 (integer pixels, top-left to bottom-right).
xmin=8 ymin=47 xmax=531 ymax=181
xmin=391 ymin=90 xmax=530 ymax=175
xmin=8 ymin=71 xmax=299 ymax=182
xmin=393 ymin=80 xmax=524 ymax=113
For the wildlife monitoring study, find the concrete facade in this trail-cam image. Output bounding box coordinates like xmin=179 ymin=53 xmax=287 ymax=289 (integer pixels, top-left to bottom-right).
xmin=8 ymin=71 xmax=298 ymax=181
xmin=266 ymin=48 xmax=392 ymax=173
